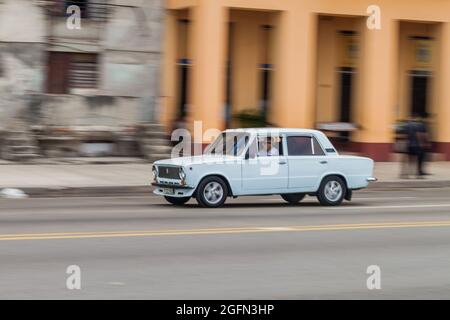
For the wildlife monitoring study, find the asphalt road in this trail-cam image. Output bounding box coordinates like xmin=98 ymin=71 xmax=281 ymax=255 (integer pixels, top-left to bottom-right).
xmin=1 ymin=188 xmax=450 ymax=299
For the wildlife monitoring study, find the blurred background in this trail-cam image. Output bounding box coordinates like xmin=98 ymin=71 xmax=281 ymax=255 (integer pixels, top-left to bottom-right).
xmin=1 ymin=1 xmax=450 ymax=300
xmin=0 ymin=0 xmax=165 ymax=162
xmin=0 ymin=0 xmax=449 ymax=163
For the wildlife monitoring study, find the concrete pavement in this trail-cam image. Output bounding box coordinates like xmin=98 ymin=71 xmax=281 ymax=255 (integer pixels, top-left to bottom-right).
xmin=1 ymin=188 xmax=450 ymax=299
xmin=1 ymin=160 xmax=450 ymax=197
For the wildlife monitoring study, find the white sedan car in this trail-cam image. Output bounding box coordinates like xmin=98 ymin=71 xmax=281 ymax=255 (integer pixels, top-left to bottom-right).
xmin=151 ymin=128 xmax=377 ymax=208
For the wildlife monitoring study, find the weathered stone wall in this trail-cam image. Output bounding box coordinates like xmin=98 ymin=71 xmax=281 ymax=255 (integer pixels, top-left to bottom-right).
xmin=0 ymin=0 xmax=163 ymax=128
xmin=0 ymin=0 xmax=46 ymax=43
xmin=0 ymin=0 xmax=164 ymax=158
xmin=39 ymin=95 xmax=141 ymax=127
xmin=0 ymin=43 xmax=46 ymax=129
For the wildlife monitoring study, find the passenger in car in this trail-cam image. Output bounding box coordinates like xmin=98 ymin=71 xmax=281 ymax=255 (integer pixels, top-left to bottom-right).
xmin=258 ymin=137 xmax=279 ymax=157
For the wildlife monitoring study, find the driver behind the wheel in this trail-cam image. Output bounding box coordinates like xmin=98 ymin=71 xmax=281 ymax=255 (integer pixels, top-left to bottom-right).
xmin=258 ymin=137 xmax=279 ymax=157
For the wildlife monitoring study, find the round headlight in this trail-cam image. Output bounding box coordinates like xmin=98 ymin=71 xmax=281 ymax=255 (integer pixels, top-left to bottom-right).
xmin=152 ymin=165 xmax=158 ymax=178
xmin=179 ymin=167 xmax=186 ymax=180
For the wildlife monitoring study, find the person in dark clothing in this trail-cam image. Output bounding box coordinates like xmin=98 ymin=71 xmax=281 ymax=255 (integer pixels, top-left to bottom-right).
xmin=417 ymin=114 xmax=431 ymax=176
xmin=406 ymin=114 xmax=431 ymax=178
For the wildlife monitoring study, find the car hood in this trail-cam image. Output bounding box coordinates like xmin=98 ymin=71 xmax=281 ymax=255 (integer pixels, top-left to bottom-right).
xmin=154 ymin=155 xmax=240 ymax=167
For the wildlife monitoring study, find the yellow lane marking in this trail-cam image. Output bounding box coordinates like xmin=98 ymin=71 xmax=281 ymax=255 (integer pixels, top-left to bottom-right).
xmin=1 ymin=220 xmax=450 ymax=241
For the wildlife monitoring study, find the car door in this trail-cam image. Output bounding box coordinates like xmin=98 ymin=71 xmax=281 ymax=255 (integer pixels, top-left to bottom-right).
xmin=286 ymin=135 xmax=329 ymax=190
xmin=241 ymin=134 xmax=289 ymax=192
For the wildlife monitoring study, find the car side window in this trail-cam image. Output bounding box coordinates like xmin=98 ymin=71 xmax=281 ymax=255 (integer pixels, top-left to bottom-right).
xmin=246 ymin=138 xmax=258 ymax=159
xmin=287 ymin=136 xmax=326 ymax=156
xmin=287 ymin=136 xmax=312 ymax=156
xmin=312 ymin=137 xmax=326 ymax=156
xmin=257 ymin=136 xmax=283 ymax=157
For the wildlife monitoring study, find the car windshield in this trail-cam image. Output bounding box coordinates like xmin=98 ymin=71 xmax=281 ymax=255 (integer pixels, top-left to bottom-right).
xmin=204 ymin=132 xmax=250 ymax=157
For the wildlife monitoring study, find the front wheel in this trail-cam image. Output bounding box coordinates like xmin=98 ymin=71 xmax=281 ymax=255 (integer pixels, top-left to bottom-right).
xmin=196 ymin=176 xmax=228 ymax=208
xmin=164 ymin=196 xmax=191 ymax=206
xmin=317 ymin=176 xmax=346 ymax=206
xmin=281 ymin=193 xmax=305 ymax=204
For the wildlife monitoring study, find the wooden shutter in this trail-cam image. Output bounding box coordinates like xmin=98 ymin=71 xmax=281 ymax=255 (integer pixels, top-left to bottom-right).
xmin=47 ymin=52 xmax=71 ymax=94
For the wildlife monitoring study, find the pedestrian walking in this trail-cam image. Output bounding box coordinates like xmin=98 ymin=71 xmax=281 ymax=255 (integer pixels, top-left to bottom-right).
xmin=405 ymin=114 xmax=431 ymax=178
xmin=417 ymin=114 xmax=431 ymax=176
xmin=394 ymin=120 xmax=410 ymax=179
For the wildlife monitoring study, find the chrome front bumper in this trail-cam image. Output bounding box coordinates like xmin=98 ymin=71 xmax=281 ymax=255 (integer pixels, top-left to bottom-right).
xmin=151 ymin=182 xmax=195 ymax=189
xmin=152 ymin=182 xmax=196 ymax=198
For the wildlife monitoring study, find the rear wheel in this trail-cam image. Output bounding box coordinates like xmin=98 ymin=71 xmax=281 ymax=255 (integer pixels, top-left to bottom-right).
xmin=317 ymin=176 xmax=346 ymax=206
xmin=164 ymin=196 xmax=190 ymax=206
xmin=196 ymin=176 xmax=228 ymax=208
xmin=281 ymin=193 xmax=305 ymax=204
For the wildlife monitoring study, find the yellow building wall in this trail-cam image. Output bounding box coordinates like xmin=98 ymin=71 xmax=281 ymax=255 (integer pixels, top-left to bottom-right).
xmin=315 ymin=16 xmax=362 ymax=125
xmin=229 ymin=10 xmax=273 ymax=115
xmin=398 ymin=22 xmax=439 ymax=121
xmin=315 ymin=16 xmax=338 ymax=124
xmin=188 ymin=0 xmax=228 ymax=137
xmin=162 ymin=0 xmax=450 ymax=159
xmin=436 ymin=23 xmax=450 ymax=148
xmin=161 ymin=10 xmax=178 ymax=130
xmin=161 ymin=9 xmax=190 ymax=130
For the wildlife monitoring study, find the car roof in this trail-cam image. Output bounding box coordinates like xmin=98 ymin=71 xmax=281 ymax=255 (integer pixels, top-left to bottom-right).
xmin=224 ymin=128 xmax=322 ymax=135
xmin=223 ymin=128 xmax=338 ymax=154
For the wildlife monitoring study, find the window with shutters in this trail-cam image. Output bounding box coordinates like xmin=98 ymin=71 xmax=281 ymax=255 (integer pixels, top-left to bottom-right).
xmin=70 ymin=53 xmax=98 ymax=90
xmin=47 ymin=52 xmax=99 ymax=94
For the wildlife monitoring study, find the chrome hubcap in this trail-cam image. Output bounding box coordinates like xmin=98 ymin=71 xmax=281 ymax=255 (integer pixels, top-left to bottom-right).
xmin=324 ymin=180 xmax=343 ymax=202
xmin=203 ymin=182 xmax=224 ymax=205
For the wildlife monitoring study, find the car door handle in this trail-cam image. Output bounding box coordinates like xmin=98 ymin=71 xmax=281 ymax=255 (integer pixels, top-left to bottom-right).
xmin=320 ymin=160 xmax=328 ymax=164
xmin=279 ymin=160 xmax=287 ymax=165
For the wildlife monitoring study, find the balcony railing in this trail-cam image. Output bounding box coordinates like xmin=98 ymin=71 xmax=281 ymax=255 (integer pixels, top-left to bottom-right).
xmin=48 ymin=0 xmax=110 ymax=22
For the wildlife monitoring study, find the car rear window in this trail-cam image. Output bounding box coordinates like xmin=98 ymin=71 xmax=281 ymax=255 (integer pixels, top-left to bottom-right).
xmin=287 ymin=136 xmax=325 ymax=156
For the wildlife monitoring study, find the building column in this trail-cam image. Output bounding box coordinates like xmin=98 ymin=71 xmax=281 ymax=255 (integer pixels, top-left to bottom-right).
xmin=160 ymin=10 xmax=178 ymax=131
xmin=353 ymin=17 xmax=398 ymax=161
xmin=188 ymin=0 xmax=228 ymax=141
xmin=436 ymin=22 xmax=450 ymax=160
xmin=271 ymin=9 xmax=317 ymax=128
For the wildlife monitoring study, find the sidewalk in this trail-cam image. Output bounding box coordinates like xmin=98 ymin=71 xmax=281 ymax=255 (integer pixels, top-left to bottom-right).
xmin=0 ymin=159 xmax=449 ymax=197
xmin=371 ymin=162 xmax=450 ymax=188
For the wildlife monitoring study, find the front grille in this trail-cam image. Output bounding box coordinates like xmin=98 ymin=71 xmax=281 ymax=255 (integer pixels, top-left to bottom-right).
xmin=158 ymin=166 xmax=180 ymax=179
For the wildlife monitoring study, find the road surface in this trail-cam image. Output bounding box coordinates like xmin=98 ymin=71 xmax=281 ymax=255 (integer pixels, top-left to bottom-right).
xmin=0 ymin=188 xmax=450 ymax=299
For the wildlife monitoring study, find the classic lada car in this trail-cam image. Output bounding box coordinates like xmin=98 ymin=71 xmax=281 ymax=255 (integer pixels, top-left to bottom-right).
xmin=151 ymin=128 xmax=377 ymax=208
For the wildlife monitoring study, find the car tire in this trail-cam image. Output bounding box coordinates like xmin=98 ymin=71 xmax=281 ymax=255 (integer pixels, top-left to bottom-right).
xmin=196 ymin=176 xmax=228 ymax=208
xmin=281 ymin=193 xmax=305 ymax=204
xmin=317 ymin=176 xmax=346 ymax=206
xmin=164 ymin=196 xmax=191 ymax=206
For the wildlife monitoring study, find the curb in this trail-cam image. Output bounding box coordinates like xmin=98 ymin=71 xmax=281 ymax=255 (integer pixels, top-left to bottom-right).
xmin=0 ymin=158 xmax=149 ymax=166
xmin=368 ymin=180 xmax=450 ymax=189
xmin=3 ymin=180 xmax=449 ymax=198
xmin=13 ymin=186 xmax=153 ymax=198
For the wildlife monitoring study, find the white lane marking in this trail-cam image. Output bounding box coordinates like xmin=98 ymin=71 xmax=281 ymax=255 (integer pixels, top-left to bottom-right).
xmin=107 ymin=282 xmax=125 ymax=286
xmin=255 ymin=197 xmax=418 ymax=202
xmin=330 ymin=204 xmax=450 ymax=210
xmin=0 ymin=195 xmax=156 ymax=201
xmin=353 ymin=197 xmax=418 ymax=201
